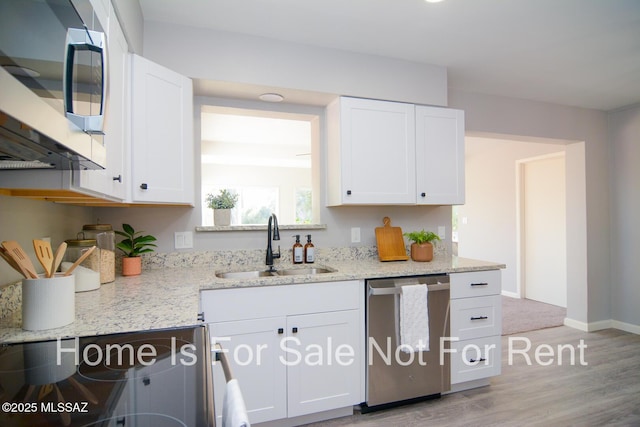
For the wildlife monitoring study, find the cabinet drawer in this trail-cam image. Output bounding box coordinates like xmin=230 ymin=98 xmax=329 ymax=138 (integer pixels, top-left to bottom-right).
xmin=451 ymin=335 xmax=501 ymax=384
xmin=451 ymin=295 xmax=502 ymax=340
xmin=201 ymin=280 xmax=362 ymax=323
xmin=450 ymin=270 xmax=501 ymax=299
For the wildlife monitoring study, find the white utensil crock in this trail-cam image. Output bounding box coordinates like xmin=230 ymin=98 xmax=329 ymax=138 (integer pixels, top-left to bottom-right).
xmin=22 ymin=273 xmax=75 ymax=331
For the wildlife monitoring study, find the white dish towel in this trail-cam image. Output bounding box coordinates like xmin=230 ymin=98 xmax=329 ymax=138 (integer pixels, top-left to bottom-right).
xmin=223 ymin=378 xmax=250 ymax=427
xmin=399 ymin=283 xmax=430 ymax=352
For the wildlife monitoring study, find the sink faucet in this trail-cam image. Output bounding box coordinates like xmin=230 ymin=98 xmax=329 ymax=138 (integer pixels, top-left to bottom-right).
xmin=266 ymin=213 xmax=281 ymax=268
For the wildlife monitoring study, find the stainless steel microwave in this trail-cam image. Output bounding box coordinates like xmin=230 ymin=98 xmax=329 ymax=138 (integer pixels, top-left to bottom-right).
xmin=0 ymin=0 xmax=107 ymax=170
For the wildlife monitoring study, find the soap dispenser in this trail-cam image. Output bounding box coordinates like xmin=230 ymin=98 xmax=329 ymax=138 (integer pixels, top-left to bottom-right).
xmin=292 ymin=235 xmax=304 ymax=264
xmin=304 ymin=234 xmax=315 ymax=263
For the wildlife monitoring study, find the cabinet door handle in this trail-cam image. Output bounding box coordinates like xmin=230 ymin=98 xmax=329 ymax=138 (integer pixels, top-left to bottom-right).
xmin=470 ymin=282 xmax=488 ymax=287
xmin=277 ymin=328 xmax=284 ymax=334
xmin=140 ymin=183 xmax=148 ymax=190
xmin=346 ymin=190 xmax=352 ymax=195
xmin=292 ymin=327 xmax=298 ymax=333
xmin=197 ymin=312 xmax=205 ymax=322
xmin=469 ymin=357 xmax=487 ymax=363
xmin=113 ymin=174 xmax=122 ymax=182
xmin=421 ymin=192 xmax=426 ymax=197
xmin=116 ymin=417 xmax=126 ymax=425
xmin=142 ymin=377 xmax=150 ymax=386
xmin=470 ymin=316 xmax=489 ymax=320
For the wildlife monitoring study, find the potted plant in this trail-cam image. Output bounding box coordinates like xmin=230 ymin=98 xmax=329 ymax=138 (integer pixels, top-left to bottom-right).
xmin=403 ymin=229 xmax=440 ymax=262
xmin=115 ymin=223 xmax=157 ymax=276
xmin=205 ymin=189 xmax=238 ymax=226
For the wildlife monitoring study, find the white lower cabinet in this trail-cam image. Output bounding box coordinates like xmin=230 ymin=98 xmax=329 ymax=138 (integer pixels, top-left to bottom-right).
xmin=449 ymin=270 xmax=502 ymax=390
xmin=201 ymin=280 xmax=364 ymax=426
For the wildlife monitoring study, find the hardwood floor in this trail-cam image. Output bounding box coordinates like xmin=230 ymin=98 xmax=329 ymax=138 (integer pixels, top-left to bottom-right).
xmin=305 ymin=326 xmax=640 ymax=426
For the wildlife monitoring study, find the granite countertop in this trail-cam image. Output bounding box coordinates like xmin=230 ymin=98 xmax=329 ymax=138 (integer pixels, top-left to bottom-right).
xmin=0 ymin=251 xmax=504 ymax=344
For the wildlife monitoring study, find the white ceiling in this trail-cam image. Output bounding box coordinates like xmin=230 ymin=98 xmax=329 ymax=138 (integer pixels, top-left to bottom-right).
xmin=138 ymin=0 xmax=640 ymax=111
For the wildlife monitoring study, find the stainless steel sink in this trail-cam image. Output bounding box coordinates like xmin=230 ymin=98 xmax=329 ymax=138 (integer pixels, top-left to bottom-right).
xmin=215 ymin=267 xmax=335 ymax=279
xmin=215 ymin=270 xmax=278 ymax=279
xmin=276 ymin=267 xmax=334 ymax=276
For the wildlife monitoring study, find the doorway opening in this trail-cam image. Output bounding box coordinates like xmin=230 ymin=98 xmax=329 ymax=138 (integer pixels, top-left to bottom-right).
xmin=455 ymin=135 xmax=585 ymax=333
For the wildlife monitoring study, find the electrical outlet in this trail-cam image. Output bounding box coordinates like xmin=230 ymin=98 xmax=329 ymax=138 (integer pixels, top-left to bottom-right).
xmin=438 ymin=226 xmax=446 ymax=240
xmin=351 ymin=227 xmax=361 ymax=243
xmin=174 ymin=231 xmax=193 ymax=249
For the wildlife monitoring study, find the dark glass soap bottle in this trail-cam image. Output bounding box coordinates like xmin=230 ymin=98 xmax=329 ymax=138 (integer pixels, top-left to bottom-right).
xmin=293 ymin=235 xmax=304 ymax=264
xmin=304 ymin=234 xmax=315 ymax=263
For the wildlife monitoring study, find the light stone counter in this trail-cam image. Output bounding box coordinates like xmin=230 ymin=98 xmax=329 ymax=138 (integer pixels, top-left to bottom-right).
xmin=0 ymin=249 xmax=504 ymax=344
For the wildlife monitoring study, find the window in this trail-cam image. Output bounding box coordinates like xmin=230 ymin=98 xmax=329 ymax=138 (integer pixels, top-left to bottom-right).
xmin=201 ymin=105 xmax=319 ymax=226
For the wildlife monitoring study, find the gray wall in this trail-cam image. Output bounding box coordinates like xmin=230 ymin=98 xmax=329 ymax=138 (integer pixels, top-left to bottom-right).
xmin=449 ymin=89 xmax=610 ymax=327
xmin=608 ymin=104 xmax=640 ymax=329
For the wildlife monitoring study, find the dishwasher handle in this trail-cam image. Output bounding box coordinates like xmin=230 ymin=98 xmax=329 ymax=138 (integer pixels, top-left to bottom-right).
xmin=368 ymin=282 xmax=450 ymax=296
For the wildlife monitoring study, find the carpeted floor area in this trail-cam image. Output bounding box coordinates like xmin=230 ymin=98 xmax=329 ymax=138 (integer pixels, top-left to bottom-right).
xmin=501 ymin=295 xmax=566 ymax=335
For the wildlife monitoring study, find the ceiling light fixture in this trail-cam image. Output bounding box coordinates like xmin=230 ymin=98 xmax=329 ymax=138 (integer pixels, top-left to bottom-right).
xmin=259 ymin=93 xmax=284 ymax=103
xmin=424 ymin=0 xmax=445 ymax=3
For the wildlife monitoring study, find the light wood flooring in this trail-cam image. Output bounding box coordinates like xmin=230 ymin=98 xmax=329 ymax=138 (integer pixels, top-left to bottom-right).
xmin=305 ymin=326 xmax=640 ymax=426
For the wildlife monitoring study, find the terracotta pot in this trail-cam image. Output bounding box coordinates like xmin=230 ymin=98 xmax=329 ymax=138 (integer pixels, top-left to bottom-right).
xmin=410 ymin=242 xmax=434 ymax=262
xmin=213 ymin=209 xmax=231 ymax=226
xmin=122 ymin=256 xmax=142 ymax=276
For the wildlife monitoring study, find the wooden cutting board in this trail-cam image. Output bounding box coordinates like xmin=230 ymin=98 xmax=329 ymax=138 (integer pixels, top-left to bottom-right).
xmin=375 ymin=217 xmax=409 ymax=261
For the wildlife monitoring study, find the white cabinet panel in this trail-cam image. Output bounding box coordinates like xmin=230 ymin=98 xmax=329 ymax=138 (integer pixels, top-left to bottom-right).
xmin=210 ymin=317 xmax=287 ymax=425
xmin=131 ymin=54 xmax=194 ymax=204
xmin=451 ymin=295 xmax=502 ymax=341
xmin=451 ymin=335 xmax=501 ymax=384
xmin=327 ymin=96 xmax=465 ymax=206
xmin=415 ymin=106 xmax=465 ymax=205
xmin=287 ymin=310 xmax=361 ymax=417
xmin=450 ymin=269 xmax=502 ymax=299
xmin=202 ymin=280 xmax=363 ymax=425
xmin=449 ymin=270 xmax=502 ymax=388
xmin=76 ymin=4 xmax=128 ymax=200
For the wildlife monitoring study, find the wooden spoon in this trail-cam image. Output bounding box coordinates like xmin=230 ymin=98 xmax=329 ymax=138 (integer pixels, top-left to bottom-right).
xmin=63 ymin=246 xmax=96 ymax=276
xmin=0 ymin=247 xmax=27 ymax=278
xmin=54 ymin=383 xmax=71 ymax=426
xmin=33 ymin=240 xmax=54 ymax=278
xmin=1 ymin=241 xmax=38 ymax=279
xmin=51 ymin=242 xmax=67 ymax=277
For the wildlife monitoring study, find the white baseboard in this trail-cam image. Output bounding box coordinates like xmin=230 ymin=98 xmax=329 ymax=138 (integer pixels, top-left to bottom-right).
xmin=564 ymin=317 xmax=640 ymax=335
xmin=501 ymin=290 xmax=520 ymax=298
xmin=611 ymin=320 xmax=640 ymax=335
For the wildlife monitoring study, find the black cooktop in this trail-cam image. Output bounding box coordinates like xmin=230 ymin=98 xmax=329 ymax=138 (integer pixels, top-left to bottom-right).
xmin=0 ymin=326 xmax=214 ymax=426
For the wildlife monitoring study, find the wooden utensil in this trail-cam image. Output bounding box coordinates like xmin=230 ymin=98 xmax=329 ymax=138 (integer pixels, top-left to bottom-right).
xmin=1 ymin=241 xmax=38 ymax=278
xmin=63 ymin=246 xmax=96 ymax=276
xmin=54 ymin=383 xmax=72 ymax=426
xmin=33 ymin=239 xmax=54 ymax=278
xmin=0 ymin=247 xmax=27 ymax=278
xmin=51 ymin=242 xmax=67 ymax=277
xmin=374 ymin=217 xmax=409 ymax=261
xmin=68 ymin=376 xmax=99 ymax=405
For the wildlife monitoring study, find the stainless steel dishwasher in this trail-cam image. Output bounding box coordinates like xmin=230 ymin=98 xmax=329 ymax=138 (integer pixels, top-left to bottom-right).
xmin=363 ymin=275 xmax=450 ymax=412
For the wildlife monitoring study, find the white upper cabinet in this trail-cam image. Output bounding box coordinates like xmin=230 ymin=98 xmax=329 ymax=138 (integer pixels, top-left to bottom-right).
xmin=327 ymin=97 xmax=416 ymax=205
xmin=76 ymin=2 xmax=128 ymax=200
xmin=327 ymin=96 xmax=465 ymax=206
xmin=130 ymin=54 xmax=194 ymax=205
xmin=415 ymin=106 xmax=465 ymax=205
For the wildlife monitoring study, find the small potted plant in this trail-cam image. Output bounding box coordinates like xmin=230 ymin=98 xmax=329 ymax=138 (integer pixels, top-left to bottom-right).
xmin=205 ymin=189 xmax=238 ymax=226
xmin=403 ymin=229 xmax=440 ymax=262
xmin=115 ymin=223 xmax=157 ymax=276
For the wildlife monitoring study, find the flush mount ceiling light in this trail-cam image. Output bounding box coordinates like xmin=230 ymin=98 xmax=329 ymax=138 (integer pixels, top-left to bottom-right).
xmin=424 ymin=0 xmax=445 ymax=3
xmin=259 ymin=93 xmax=284 ymax=102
